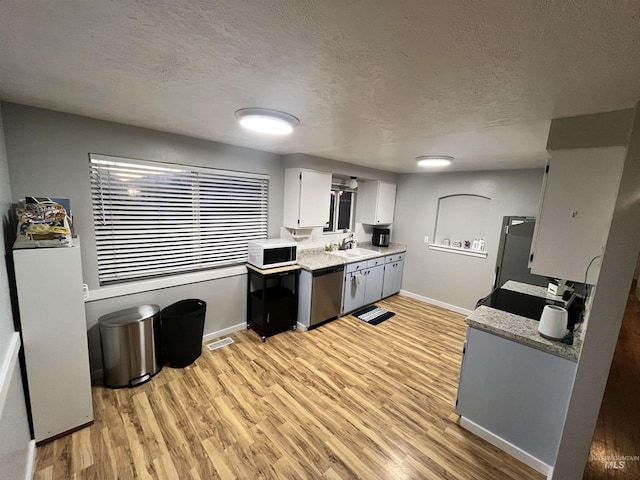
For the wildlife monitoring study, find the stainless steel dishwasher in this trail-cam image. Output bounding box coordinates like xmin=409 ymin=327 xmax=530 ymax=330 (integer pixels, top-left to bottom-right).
xmin=310 ymin=265 xmax=344 ymax=327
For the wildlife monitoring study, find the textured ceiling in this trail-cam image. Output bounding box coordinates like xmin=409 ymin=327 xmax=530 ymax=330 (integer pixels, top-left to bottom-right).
xmin=1 ymin=1 xmax=639 ymax=173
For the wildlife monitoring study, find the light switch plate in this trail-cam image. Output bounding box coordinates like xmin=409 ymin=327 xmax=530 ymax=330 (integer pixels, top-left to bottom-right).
xmin=424 ymin=236 xmax=429 ymax=243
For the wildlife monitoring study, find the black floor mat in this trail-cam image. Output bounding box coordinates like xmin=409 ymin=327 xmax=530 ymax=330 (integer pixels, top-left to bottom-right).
xmin=352 ymin=305 xmax=396 ymax=325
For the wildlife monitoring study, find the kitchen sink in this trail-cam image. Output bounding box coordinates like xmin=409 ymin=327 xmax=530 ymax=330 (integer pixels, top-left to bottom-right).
xmin=328 ymin=248 xmax=378 ymax=259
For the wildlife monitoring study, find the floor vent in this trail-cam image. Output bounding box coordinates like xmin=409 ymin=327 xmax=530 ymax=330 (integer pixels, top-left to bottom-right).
xmin=207 ymin=337 xmax=235 ymax=351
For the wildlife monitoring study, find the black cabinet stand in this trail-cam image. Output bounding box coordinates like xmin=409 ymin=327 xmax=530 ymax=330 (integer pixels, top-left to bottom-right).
xmin=246 ymin=264 xmax=300 ymax=342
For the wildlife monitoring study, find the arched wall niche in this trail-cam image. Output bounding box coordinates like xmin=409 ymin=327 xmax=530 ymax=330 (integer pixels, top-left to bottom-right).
xmin=430 ymin=194 xmax=490 ymax=258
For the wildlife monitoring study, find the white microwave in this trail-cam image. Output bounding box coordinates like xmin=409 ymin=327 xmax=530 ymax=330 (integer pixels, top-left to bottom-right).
xmin=247 ymin=239 xmax=297 ymax=269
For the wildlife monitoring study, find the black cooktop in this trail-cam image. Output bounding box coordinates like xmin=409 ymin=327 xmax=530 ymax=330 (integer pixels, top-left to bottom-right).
xmin=478 ymin=288 xmax=562 ymax=320
xmin=478 ymin=288 xmax=583 ymax=330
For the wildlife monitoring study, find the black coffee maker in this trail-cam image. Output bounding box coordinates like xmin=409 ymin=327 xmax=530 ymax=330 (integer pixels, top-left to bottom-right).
xmin=372 ymin=228 xmax=390 ymax=247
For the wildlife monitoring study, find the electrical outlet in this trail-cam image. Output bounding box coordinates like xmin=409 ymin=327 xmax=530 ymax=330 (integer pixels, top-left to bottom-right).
xmin=424 ymin=236 xmax=429 ymax=244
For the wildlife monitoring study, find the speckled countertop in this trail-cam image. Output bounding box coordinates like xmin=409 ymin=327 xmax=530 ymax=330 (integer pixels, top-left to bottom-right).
xmin=297 ymin=242 xmax=406 ymax=271
xmin=466 ymin=305 xmax=582 ymax=362
xmin=501 ymin=280 xmax=567 ymax=305
xmin=501 ymin=280 xmax=549 ymax=298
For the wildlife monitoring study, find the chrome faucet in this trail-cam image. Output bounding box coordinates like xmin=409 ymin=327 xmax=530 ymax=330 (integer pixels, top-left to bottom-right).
xmin=340 ymin=234 xmax=356 ymax=250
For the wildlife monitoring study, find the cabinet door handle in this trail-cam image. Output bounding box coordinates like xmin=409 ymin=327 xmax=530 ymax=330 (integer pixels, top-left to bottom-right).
xmin=267 ymin=313 xmax=270 ymax=324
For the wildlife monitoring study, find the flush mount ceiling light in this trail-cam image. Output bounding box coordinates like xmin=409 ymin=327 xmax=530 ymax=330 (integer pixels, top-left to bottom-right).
xmin=416 ymin=155 xmax=454 ymax=167
xmin=234 ymin=108 xmax=300 ymax=135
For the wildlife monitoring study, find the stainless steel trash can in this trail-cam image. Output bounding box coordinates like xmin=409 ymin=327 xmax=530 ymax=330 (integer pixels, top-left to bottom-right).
xmin=99 ymin=304 xmax=162 ymax=388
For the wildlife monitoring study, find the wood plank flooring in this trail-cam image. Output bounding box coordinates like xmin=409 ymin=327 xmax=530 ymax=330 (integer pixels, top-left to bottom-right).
xmin=584 ymin=291 xmax=640 ymax=480
xmin=34 ymin=295 xmax=543 ymax=479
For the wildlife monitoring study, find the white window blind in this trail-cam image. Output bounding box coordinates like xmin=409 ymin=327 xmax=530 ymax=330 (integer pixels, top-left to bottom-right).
xmin=90 ymin=154 xmax=269 ymax=285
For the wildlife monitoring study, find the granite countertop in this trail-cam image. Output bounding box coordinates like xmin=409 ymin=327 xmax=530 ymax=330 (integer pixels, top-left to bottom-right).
xmin=466 ymin=305 xmax=582 ymax=362
xmin=297 ymin=242 xmax=406 ymax=271
xmin=501 ymin=280 xmax=549 ymax=298
xmin=501 ymin=280 xmax=567 ymax=305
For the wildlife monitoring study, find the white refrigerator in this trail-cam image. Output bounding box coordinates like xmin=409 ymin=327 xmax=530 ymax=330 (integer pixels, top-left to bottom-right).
xmin=13 ymin=242 xmax=93 ymax=443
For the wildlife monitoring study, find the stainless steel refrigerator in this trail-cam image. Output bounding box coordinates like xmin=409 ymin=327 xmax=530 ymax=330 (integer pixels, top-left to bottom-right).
xmin=493 ymin=216 xmax=549 ymax=290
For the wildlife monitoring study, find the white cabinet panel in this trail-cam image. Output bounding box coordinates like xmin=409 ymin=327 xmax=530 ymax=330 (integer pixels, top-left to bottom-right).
xmin=342 ymin=271 xmax=366 ymax=314
xmin=357 ymin=180 xmax=396 ymax=225
xmin=393 ymin=260 xmax=404 ymax=294
xmin=283 ymin=168 xmax=332 ymax=228
xmin=363 ymin=264 xmax=384 ymax=306
xmin=456 ymin=327 xmax=576 ymax=466
xmin=529 ymin=147 xmax=625 ymax=283
xmin=377 ymin=182 xmax=397 ymax=224
xmin=342 ymin=263 xmax=387 ymax=314
xmin=13 ymin=244 xmax=93 ymax=443
xmin=382 ymin=259 xmax=404 ymax=297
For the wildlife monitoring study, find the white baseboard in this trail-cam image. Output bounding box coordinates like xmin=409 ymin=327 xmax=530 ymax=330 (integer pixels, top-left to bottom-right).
xmin=202 ymin=322 xmax=246 ymax=343
xmin=459 ymin=416 xmax=551 ymax=476
xmin=399 ymin=290 xmax=473 ymax=316
xmin=24 ymin=440 xmax=36 ymax=480
xmin=92 ymin=322 xmax=247 ymax=379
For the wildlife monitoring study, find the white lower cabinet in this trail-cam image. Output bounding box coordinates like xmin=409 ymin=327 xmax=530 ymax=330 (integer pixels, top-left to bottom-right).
xmin=343 ymin=271 xmax=366 ymax=314
xmin=363 ymin=264 xmax=385 ymax=306
xmin=456 ymin=327 xmax=576 ymax=467
xmin=341 ymin=256 xmax=390 ymax=314
xmin=342 ymin=261 xmax=367 ymax=314
xmin=382 ymin=253 xmax=404 ymax=297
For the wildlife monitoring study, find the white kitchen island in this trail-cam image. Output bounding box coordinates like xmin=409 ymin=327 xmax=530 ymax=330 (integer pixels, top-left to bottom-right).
xmin=456 ymin=304 xmax=581 ymax=477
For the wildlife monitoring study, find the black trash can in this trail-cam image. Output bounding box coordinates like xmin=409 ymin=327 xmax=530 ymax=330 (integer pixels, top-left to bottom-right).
xmin=161 ymin=299 xmax=207 ymax=368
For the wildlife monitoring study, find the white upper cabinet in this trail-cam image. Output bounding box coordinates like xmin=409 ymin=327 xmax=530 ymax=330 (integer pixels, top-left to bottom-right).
xmin=529 ymin=147 xmax=625 ymax=283
xmin=358 ymin=180 xmax=396 ymax=225
xmin=283 ymin=168 xmax=332 ymax=229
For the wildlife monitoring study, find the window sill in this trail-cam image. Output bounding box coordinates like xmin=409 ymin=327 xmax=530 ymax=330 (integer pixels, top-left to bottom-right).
xmin=85 ymin=265 xmax=248 ymax=302
xmin=323 ymin=232 xmax=354 ymax=236
xmin=428 ymin=244 xmax=488 ymax=259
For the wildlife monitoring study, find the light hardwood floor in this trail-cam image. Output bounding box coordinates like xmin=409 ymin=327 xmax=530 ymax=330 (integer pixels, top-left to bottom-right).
xmin=34 ymin=295 xmax=543 ymax=479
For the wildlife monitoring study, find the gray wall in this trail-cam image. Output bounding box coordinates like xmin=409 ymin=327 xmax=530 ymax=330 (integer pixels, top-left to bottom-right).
xmin=2 ymin=102 xmax=285 ymax=373
xmin=3 ymin=103 xmax=285 ymax=291
xmin=0 ymin=104 xmax=32 ymax=480
xmin=84 ymin=275 xmax=245 ymax=371
xmin=393 ymin=169 xmax=544 ymax=310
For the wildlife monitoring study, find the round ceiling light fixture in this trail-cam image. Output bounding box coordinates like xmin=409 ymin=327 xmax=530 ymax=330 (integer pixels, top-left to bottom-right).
xmin=234 ymin=108 xmax=300 ymax=135
xmin=416 ymin=155 xmax=454 ymax=167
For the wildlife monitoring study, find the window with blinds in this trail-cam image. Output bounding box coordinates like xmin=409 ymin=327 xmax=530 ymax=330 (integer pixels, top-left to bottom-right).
xmin=89 ymin=154 xmax=269 ymax=285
